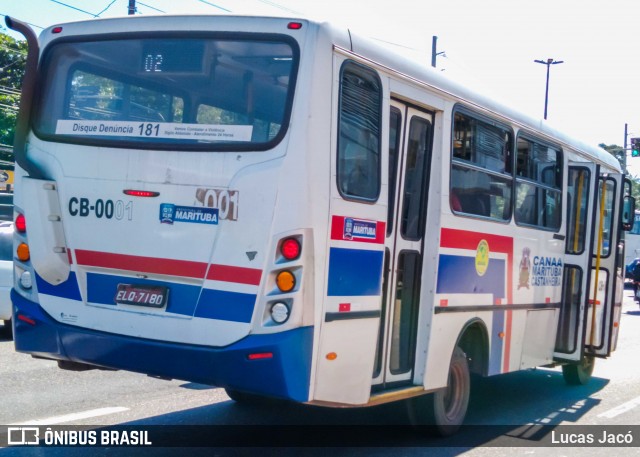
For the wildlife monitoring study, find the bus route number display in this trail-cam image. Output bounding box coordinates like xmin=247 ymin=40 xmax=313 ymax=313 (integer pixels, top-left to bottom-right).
xmin=140 ymin=40 xmax=205 ymax=74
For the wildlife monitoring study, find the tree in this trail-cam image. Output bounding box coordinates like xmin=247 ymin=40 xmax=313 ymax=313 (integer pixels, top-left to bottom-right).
xmin=599 ymin=143 xmax=625 ymax=171
xmin=0 ymin=30 xmax=27 ymax=162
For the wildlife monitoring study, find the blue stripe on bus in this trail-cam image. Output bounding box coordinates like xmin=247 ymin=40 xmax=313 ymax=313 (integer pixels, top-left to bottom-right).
xmin=194 ymin=289 xmax=256 ymax=323
xmin=489 ymin=309 xmax=505 ymax=375
xmin=40 ymin=272 xmax=256 ymax=323
xmin=327 ymin=247 xmax=383 ymax=296
xmin=436 ymin=254 xmax=506 ymax=298
xmin=35 ymin=272 xmax=82 ymax=301
xmin=11 ymin=289 xmax=312 ymax=402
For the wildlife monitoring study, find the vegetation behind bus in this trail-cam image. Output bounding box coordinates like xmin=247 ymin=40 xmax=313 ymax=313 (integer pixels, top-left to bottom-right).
xmin=0 ymin=31 xmax=26 ymax=159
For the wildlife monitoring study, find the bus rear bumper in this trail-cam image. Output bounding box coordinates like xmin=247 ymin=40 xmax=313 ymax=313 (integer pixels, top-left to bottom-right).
xmin=11 ymin=290 xmax=313 ymax=402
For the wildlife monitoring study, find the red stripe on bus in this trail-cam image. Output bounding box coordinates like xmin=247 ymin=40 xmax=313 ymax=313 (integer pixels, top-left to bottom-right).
xmin=75 ymin=250 xmax=262 ymax=285
xmin=440 ymin=227 xmax=513 ymax=254
xmin=206 ymin=264 xmax=262 ymax=286
xmin=75 ymin=249 xmax=207 ymax=278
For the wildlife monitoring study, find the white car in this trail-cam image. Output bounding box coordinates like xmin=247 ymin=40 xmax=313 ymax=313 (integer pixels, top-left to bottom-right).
xmin=0 ymin=221 xmax=13 ymax=337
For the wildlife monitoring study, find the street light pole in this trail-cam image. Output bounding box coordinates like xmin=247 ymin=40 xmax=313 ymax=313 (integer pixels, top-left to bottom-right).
xmin=431 ymin=36 xmax=445 ymax=68
xmin=534 ymin=58 xmax=564 ymax=120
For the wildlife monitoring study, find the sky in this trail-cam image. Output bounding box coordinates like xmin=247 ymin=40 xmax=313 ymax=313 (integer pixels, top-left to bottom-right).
xmin=1 ymin=0 xmax=640 ymax=173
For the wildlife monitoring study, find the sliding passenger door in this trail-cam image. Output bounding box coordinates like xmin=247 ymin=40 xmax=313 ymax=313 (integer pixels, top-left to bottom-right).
xmin=314 ymin=60 xmax=387 ymax=405
xmin=372 ymin=100 xmax=434 ymax=389
xmin=587 ymin=173 xmax=625 ymax=357
xmin=554 ymin=163 xmax=599 ymax=362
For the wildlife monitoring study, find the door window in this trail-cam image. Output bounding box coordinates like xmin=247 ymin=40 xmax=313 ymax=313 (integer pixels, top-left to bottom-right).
xmin=337 ymin=62 xmax=382 ymax=201
xmin=566 ymin=168 xmax=591 ymax=255
xmin=400 ymin=117 xmax=431 ymax=240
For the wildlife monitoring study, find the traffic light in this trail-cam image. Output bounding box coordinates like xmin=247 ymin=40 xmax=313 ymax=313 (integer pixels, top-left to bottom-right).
xmin=632 ymin=138 xmax=640 ymax=157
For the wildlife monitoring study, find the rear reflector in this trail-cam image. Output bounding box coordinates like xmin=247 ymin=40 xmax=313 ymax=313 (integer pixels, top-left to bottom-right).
xmin=17 ymin=314 xmax=36 ymax=325
xmin=287 ymin=22 xmax=303 ymax=30
xmin=247 ymin=352 xmax=273 ymax=360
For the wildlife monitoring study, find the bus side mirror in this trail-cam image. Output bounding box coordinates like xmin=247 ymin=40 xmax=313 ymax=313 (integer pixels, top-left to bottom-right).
xmin=621 ymin=195 xmax=635 ymax=231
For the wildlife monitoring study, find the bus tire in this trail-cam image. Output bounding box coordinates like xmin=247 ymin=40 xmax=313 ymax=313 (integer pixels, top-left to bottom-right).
xmin=562 ymin=355 xmax=595 ymax=385
xmin=409 ymin=346 xmax=470 ymax=436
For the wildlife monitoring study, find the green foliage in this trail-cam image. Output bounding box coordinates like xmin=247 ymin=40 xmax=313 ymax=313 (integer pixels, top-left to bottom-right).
xmin=599 ymin=143 xmax=625 ymax=163
xmin=0 ymin=31 xmax=27 ymax=161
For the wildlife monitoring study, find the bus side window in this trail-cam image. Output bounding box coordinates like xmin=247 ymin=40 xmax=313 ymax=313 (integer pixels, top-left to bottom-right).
xmin=516 ymin=187 xmax=537 ymax=225
xmin=337 ymin=62 xmax=382 ymax=202
xmin=450 ymin=109 xmax=513 ymax=220
xmin=514 ymin=136 xmax=562 ymax=230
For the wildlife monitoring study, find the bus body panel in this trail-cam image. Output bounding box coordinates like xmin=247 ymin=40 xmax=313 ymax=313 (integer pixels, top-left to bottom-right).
xmin=18 ymin=138 xmax=288 ymax=346
xmin=12 ymin=289 xmax=313 ymax=401
xmin=7 ymin=14 xmax=628 ymax=411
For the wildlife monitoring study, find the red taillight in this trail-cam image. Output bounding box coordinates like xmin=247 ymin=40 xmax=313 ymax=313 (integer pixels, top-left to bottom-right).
xmin=52 ymin=26 xmax=63 ymax=34
xmin=287 ymin=22 xmax=303 ymax=30
xmin=15 ymin=214 xmax=26 ymax=233
xmin=123 ymin=190 xmax=160 ymax=197
xmin=281 ymin=238 xmax=301 ymax=260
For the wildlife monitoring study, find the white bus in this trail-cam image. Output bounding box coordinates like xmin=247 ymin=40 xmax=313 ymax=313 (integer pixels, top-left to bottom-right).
xmin=624 ymin=212 xmax=640 ymax=268
xmin=6 ymin=14 xmax=635 ymax=435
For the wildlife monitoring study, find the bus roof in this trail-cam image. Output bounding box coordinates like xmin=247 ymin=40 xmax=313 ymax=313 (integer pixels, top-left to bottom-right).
xmin=344 ymin=25 xmax=621 ymax=172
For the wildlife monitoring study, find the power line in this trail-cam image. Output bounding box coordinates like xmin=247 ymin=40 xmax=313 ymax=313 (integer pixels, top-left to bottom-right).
xmin=137 ymin=2 xmax=165 ymax=13
xmin=256 ymin=0 xmax=302 ymax=15
xmin=49 ymin=0 xmax=99 ymax=18
xmin=0 ymin=86 xmax=21 ymax=96
xmin=96 ymin=0 xmax=119 ymax=17
xmin=0 ymin=44 xmax=27 ymax=56
xmin=198 ymin=1 xmax=232 ymax=13
xmin=0 ymin=102 xmax=19 ymax=112
xmin=0 ymin=59 xmax=24 ymax=72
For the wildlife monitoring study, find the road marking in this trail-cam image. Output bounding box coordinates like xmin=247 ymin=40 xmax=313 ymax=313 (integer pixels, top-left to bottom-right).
xmin=598 ymin=396 xmax=640 ymax=419
xmin=9 ymin=407 xmax=129 ymax=425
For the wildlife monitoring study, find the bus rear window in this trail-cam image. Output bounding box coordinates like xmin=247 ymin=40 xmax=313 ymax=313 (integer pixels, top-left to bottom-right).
xmin=34 ymin=35 xmax=298 ymax=150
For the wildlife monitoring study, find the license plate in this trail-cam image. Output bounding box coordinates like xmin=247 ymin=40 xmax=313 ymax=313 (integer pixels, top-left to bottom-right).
xmin=115 ymin=284 xmax=169 ymax=308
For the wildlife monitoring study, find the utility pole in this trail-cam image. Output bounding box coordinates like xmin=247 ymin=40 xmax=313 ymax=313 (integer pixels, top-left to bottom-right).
xmin=623 ymin=123 xmax=628 ymax=173
xmin=128 ymin=0 xmax=136 ymax=15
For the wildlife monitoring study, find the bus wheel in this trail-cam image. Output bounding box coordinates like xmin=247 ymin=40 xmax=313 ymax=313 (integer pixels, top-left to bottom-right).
xmin=562 ymin=355 xmax=595 ymax=385
xmin=409 ymin=347 xmax=470 ymax=436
